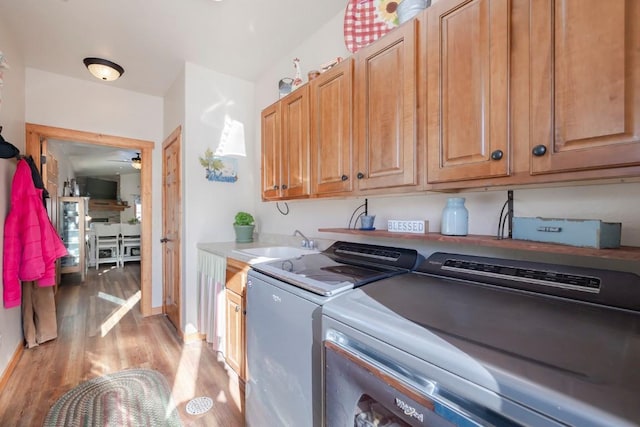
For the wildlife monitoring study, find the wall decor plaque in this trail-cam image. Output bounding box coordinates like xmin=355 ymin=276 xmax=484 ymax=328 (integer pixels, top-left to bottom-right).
xmin=387 ymin=219 xmax=428 ymax=234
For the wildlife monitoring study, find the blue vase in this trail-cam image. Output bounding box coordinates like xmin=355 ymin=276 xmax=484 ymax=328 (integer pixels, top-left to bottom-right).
xmin=441 ymin=197 xmax=468 ymax=236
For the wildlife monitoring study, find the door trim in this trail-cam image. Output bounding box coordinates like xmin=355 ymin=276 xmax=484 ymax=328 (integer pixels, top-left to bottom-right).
xmin=25 ymin=123 xmax=155 ymax=316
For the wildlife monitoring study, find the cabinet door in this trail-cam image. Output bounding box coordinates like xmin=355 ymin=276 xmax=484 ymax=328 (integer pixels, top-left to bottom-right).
xmin=426 ymin=0 xmax=510 ymax=183
xmin=355 ymin=20 xmax=418 ymax=190
xmin=310 ymin=58 xmax=354 ymax=195
xmin=261 ymin=103 xmax=281 ymax=200
xmin=225 ymin=289 xmax=245 ymax=380
xmin=59 ymin=197 xmax=86 ymax=281
xmin=530 ymin=0 xmax=640 ymax=174
xmin=281 ymin=85 xmax=310 ymax=198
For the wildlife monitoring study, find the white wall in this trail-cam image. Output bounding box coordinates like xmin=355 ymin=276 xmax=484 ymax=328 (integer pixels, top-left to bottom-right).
xmin=58 ymin=155 xmax=75 ymax=190
xmin=0 ymin=15 xmax=27 ymax=377
xmin=255 ymin=12 xmax=350 ymax=112
xmin=163 ymin=65 xmax=185 ymax=138
xmin=181 ymin=62 xmax=255 ymax=334
xmin=26 ymin=69 xmax=163 ymax=140
xmin=46 ymin=143 xmax=75 ymax=191
xmin=119 ymin=172 xmax=141 ymax=224
xmin=252 ymin=11 xmax=640 ymax=274
xmin=25 ymin=68 xmax=165 ymax=306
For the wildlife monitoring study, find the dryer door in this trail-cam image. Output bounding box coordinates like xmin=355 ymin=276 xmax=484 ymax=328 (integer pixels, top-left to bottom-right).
xmin=324 ymin=340 xmax=519 ymax=427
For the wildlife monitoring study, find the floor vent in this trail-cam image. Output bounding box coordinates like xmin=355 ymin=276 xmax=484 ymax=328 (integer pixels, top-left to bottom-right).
xmin=185 ymin=396 xmax=214 ymax=416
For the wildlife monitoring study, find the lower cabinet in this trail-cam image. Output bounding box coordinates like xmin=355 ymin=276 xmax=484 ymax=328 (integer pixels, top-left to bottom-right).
xmin=225 ymin=258 xmax=249 ymax=381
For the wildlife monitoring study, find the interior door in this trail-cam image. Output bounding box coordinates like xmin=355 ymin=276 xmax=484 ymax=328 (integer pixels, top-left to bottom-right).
xmin=162 ymin=126 xmax=182 ymax=332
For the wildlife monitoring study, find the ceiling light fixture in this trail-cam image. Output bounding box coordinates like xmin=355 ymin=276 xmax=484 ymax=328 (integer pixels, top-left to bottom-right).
xmin=131 ymin=153 xmax=142 ymax=170
xmin=83 ymin=57 xmax=125 ymax=81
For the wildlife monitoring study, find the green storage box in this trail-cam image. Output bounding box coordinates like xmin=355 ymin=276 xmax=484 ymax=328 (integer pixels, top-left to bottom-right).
xmin=512 ymin=217 xmax=621 ymax=249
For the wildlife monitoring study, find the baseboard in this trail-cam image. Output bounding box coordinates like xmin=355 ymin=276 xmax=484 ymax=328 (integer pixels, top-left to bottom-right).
xmin=151 ymin=306 xmax=204 ymax=343
xmin=0 ymin=341 xmax=23 ymax=392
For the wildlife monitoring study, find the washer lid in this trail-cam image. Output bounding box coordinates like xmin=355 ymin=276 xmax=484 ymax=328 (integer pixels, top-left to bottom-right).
xmin=251 ymin=241 xmax=420 ymax=296
xmin=322 ymin=272 xmax=640 ymax=426
xmin=252 ymin=253 xmax=398 ymax=296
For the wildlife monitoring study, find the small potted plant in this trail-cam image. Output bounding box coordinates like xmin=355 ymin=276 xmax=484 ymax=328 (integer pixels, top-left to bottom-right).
xmin=233 ymin=211 xmax=255 ymax=243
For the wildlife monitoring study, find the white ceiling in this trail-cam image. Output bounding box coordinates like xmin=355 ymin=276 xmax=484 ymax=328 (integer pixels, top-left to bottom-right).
xmin=1 ymin=0 xmax=347 ymax=97
xmin=48 ymin=139 xmax=141 ymax=176
xmin=2 ymin=0 xmax=348 ymax=175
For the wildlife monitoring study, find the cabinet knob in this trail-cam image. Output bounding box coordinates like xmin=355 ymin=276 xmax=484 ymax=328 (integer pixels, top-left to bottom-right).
xmin=532 ymin=145 xmax=547 ymax=157
xmin=281 ymin=184 xmax=288 ymax=190
xmin=273 ymin=185 xmax=279 ymax=190
xmin=491 ymin=150 xmax=504 ymax=161
xmin=235 ymin=305 xmax=240 ymax=312
xmin=356 ymin=172 xmax=365 ymax=179
xmin=341 ymin=174 xmax=349 ymax=181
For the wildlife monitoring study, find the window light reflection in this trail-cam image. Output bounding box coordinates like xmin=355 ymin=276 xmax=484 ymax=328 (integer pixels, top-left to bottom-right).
xmin=215 ymin=115 xmax=246 ymax=157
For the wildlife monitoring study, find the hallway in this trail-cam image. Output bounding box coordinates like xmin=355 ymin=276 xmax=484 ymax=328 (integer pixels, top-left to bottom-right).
xmin=0 ymin=264 xmax=243 ymax=426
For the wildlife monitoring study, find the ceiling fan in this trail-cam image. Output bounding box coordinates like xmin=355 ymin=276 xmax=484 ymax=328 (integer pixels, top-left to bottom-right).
xmin=130 ymin=153 xmax=142 ymax=170
xmin=107 ymin=152 xmax=142 ymax=169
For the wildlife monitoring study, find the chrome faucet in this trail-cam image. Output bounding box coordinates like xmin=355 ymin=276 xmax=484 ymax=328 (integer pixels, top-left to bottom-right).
xmin=293 ymin=229 xmax=315 ymax=249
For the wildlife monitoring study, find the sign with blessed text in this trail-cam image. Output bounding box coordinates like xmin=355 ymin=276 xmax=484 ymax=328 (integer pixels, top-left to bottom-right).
xmin=387 ymin=220 xmax=429 ymax=234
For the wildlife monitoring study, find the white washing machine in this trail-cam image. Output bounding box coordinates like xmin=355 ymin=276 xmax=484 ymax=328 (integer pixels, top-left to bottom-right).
xmin=245 ymin=241 xmax=421 ymax=427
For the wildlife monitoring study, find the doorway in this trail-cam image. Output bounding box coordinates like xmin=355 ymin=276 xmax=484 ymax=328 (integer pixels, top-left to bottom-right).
xmin=25 ymin=123 xmax=155 ymax=316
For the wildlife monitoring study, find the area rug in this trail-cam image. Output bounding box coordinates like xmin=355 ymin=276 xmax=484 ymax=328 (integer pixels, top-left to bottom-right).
xmin=44 ymin=368 xmax=183 ymax=427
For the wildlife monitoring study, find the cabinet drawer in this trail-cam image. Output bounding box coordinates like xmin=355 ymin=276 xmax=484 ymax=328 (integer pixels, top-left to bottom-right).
xmin=226 ymin=258 xmax=249 ymax=295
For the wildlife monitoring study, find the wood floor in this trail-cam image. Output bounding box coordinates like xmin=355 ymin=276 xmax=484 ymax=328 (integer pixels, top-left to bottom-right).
xmin=0 ymin=263 xmax=244 ymax=426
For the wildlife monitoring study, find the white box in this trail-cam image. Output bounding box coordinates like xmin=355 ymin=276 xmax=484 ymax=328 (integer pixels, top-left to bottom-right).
xmin=387 ymin=220 xmax=428 ymax=234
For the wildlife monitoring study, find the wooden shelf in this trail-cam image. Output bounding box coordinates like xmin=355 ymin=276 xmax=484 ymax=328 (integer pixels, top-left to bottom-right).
xmin=88 ymin=199 xmax=130 ymax=211
xmin=318 ymin=228 xmax=640 ymax=261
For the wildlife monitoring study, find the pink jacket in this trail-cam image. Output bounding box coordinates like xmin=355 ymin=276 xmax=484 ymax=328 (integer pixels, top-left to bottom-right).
xmin=3 ymin=159 xmax=67 ymax=308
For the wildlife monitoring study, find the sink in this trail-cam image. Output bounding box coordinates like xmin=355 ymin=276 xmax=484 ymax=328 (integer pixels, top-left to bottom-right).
xmin=232 ymin=246 xmax=319 ymax=262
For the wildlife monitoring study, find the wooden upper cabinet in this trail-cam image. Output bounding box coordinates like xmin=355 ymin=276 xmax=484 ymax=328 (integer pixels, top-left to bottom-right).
xmin=530 ymin=0 xmax=640 ymax=174
xmin=260 ymin=86 xmax=310 ymax=200
xmin=355 ymin=20 xmax=419 ymax=191
xmin=310 ymin=58 xmax=354 ymax=195
xmin=261 ymin=102 xmax=281 ymax=200
xmin=426 ymin=0 xmax=510 ymax=183
xmin=281 ymin=85 xmax=310 ymax=198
